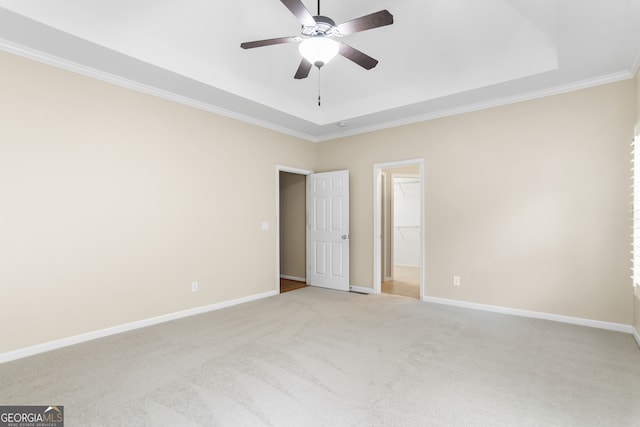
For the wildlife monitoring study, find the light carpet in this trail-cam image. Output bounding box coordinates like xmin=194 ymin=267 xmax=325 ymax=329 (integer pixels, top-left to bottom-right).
xmin=1 ymin=287 xmax=640 ymax=426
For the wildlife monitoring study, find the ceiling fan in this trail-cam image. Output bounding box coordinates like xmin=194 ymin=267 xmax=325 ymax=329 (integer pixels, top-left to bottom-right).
xmin=240 ymin=0 xmax=393 ymax=79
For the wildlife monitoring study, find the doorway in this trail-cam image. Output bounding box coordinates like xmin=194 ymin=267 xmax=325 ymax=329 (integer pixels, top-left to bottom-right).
xmin=277 ymin=166 xmax=311 ymax=293
xmin=276 ymin=166 xmax=351 ymax=293
xmin=373 ymin=160 xmax=424 ymax=299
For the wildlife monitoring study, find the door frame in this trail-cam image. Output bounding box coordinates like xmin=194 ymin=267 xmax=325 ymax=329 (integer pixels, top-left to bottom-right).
xmin=276 ymin=165 xmax=313 ymax=294
xmin=373 ymin=159 xmax=425 ymax=299
xmin=380 ymin=170 xmax=393 ymax=281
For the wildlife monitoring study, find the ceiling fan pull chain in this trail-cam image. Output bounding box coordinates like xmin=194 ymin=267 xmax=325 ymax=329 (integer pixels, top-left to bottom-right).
xmin=318 ymin=68 xmax=321 ymax=107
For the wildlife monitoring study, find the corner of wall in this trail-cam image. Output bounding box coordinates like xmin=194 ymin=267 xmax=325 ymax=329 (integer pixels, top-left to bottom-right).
xmin=634 ymin=291 xmax=640 ymax=348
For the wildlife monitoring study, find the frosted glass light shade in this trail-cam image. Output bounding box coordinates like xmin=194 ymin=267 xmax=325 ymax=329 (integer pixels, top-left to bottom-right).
xmin=298 ymin=37 xmax=339 ymax=67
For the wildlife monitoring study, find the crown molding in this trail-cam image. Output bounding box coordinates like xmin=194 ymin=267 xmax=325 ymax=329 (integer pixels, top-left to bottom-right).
xmin=0 ymin=39 xmax=319 ymax=142
xmin=1 ymin=38 xmax=635 ymax=145
xmin=631 ymin=45 xmax=640 ymax=77
xmin=316 ymin=71 xmax=635 ymax=142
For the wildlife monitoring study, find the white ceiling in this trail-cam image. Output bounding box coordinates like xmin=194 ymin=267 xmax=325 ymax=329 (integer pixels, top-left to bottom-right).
xmin=1 ymin=0 xmax=639 ymax=142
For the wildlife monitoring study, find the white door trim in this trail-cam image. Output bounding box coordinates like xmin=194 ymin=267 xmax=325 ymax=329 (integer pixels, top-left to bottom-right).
xmin=276 ymin=165 xmax=313 ymax=294
xmin=373 ymin=159 xmax=425 ymax=298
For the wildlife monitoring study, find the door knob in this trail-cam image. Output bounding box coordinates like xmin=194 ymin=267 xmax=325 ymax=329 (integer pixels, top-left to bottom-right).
xmin=341 ymin=235 xmax=348 ymax=239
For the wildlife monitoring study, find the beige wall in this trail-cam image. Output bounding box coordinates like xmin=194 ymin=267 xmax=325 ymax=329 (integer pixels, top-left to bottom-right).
xmin=1 ymin=47 xmax=637 ymax=355
xmin=0 ymin=51 xmax=315 ymax=353
xmin=279 ymin=172 xmax=306 ymax=279
xmin=317 ymin=80 xmax=635 ymax=324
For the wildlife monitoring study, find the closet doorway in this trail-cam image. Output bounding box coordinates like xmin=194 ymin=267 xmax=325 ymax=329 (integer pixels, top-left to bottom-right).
xmin=374 ymin=160 xmax=424 ymax=300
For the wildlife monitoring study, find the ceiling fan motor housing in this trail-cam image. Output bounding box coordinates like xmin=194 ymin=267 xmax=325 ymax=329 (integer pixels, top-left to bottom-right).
xmin=302 ymin=15 xmax=338 ymax=36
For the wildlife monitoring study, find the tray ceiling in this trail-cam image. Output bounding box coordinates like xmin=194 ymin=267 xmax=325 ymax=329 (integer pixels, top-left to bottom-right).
xmin=1 ymin=0 xmax=639 ymax=141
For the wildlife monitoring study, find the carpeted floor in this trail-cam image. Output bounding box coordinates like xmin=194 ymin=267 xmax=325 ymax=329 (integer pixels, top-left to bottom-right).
xmin=1 ymin=287 xmax=640 ymax=426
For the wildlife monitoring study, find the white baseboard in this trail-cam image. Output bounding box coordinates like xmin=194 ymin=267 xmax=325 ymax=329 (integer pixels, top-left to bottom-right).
xmin=633 ymin=327 xmax=640 ymax=348
xmin=0 ymin=290 xmax=278 ymax=365
xmin=350 ymin=286 xmax=373 ymax=294
xmin=422 ymin=296 xmax=633 ymax=334
xmin=280 ymin=275 xmax=306 ymax=282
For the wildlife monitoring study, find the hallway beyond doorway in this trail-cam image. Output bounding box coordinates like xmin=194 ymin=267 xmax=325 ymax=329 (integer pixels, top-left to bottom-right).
xmin=280 ymin=278 xmax=307 ymax=293
xmin=382 ymin=266 xmax=420 ymax=299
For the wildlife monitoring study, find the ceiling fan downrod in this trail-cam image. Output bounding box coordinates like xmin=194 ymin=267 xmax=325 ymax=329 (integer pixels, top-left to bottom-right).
xmin=316 ymin=0 xmax=322 ymax=107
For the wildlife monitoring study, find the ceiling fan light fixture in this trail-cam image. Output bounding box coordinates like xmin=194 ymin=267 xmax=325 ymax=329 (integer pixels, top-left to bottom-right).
xmin=298 ymin=37 xmax=339 ymax=68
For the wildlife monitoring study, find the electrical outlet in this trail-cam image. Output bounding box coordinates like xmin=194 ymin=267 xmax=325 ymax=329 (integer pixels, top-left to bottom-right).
xmin=453 ymin=276 xmax=461 ymax=287
xmin=191 ymin=281 xmax=199 ymax=292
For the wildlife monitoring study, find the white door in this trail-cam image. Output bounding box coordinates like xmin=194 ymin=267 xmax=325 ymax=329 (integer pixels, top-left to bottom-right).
xmin=306 ymin=170 xmax=350 ymax=291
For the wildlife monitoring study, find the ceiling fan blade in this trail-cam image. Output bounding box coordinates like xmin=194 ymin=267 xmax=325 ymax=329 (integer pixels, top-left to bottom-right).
xmin=337 ymin=10 xmax=394 ymax=35
xmin=240 ymin=36 xmax=299 ymax=49
xmin=280 ymin=0 xmax=317 ymax=27
xmin=338 ymin=43 xmax=378 ymax=70
xmin=294 ymin=58 xmax=313 ymax=79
